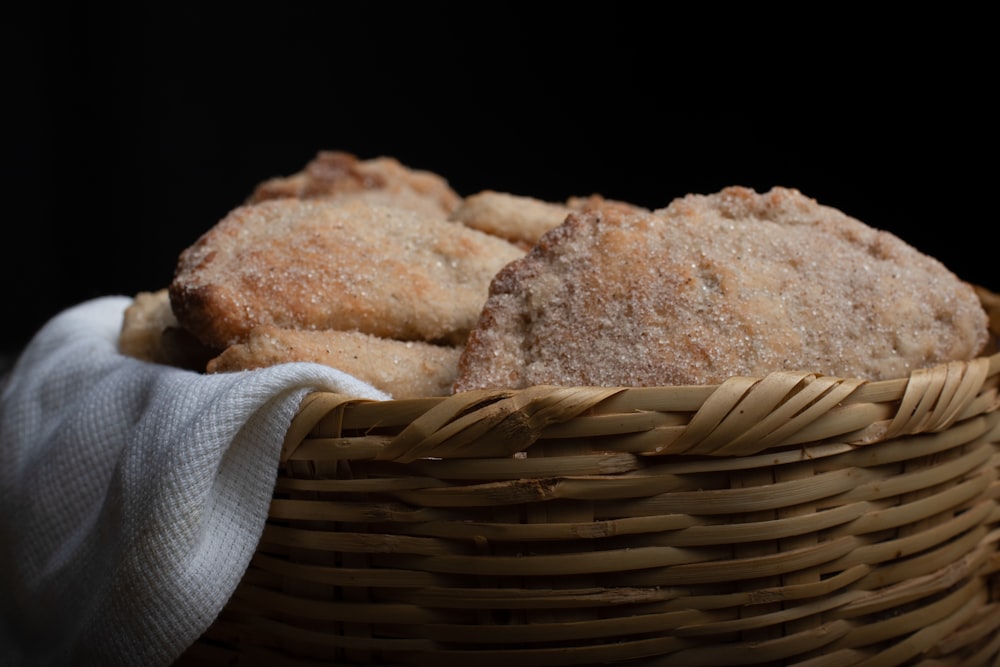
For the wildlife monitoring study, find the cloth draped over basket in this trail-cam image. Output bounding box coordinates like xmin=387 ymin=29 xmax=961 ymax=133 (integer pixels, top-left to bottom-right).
xmin=0 ymin=297 xmax=389 ymax=666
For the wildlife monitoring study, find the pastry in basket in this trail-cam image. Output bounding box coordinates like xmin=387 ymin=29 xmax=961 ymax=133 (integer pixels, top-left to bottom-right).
xmin=169 ymin=198 xmax=525 ymax=350
xmin=248 ymin=149 xmax=462 ymax=219
xmin=449 ymin=189 xmax=645 ymax=248
xmin=118 ymin=288 xmax=216 ymax=371
xmin=118 ymin=289 xmax=177 ymax=364
xmin=118 ymin=289 xmax=460 ymax=397
xmin=453 ymin=185 xmax=991 ymax=391
xmin=206 ymin=326 xmax=462 ymax=398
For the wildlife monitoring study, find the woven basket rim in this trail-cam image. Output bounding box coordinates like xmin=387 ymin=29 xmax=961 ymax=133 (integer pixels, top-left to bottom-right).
xmin=284 ymin=358 xmax=999 ymax=469
xmin=283 ymin=286 xmax=1000 ymax=460
xmin=319 ymin=283 xmax=1000 ymax=403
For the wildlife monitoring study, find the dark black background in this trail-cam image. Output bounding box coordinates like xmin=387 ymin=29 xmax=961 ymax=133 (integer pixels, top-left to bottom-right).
xmin=6 ymin=5 xmax=996 ymax=363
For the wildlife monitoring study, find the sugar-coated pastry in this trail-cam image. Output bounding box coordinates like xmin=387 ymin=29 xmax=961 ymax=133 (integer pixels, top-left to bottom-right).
xmin=453 ymin=186 xmax=990 ymax=391
xmin=169 ymin=198 xmax=524 ymax=350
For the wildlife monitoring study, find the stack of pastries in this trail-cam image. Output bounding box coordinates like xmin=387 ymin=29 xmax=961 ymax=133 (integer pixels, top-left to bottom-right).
xmin=119 ymin=150 xmax=993 ymax=398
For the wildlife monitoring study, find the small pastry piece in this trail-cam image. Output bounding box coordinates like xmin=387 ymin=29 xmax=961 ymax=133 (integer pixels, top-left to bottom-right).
xmin=119 ymin=289 xmax=177 ymax=364
xmin=207 ymin=326 xmax=462 ymax=398
xmin=118 ymin=288 xmax=217 ymax=370
xmin=169 ymin=198 xmax=525 ymax=350
xmin=449 ymin=190 xmax=644 ymax=248
xmin=248 ymin=150 xmax=462 ymax=219
xmin=453 ymin=186 xmax=990 ymax=391
xmin=449 ymin=190 xmax=575 ymax=248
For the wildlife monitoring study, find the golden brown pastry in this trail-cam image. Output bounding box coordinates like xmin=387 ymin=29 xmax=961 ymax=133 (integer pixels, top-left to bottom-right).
xmin=453 ymin=186 xmax=990 ymax=392
xmin=207 ymin=326 xmax=461 ymax=398
xmin=169 ymin=198 xmax=524 ymax=350
xmin=248 ymin=150 xmax=461 ymax=219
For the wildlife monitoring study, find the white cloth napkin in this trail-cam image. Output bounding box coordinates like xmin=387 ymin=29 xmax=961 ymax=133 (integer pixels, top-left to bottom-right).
xmin=0 ymin=297 xmax=390 ymax=666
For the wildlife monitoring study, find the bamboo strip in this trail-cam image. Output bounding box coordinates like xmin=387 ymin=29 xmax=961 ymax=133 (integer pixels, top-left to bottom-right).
xmin=598 ymin=468 xmax=864 ymax=517
xmin=248 ymin=553 xmax=443 ymax=588
xmin=396 ymin=633 xmax=697 ymax=667
xmin=825 ymin=579 xmax=982 ymax=654
xmin=538 ymin=409 xmax=691 ymax=438
xmin=837 ymin=510 xmax=990 ymax=575
xmin=816 ymin=416 xmax=993 ymax=474
xmin=259 ymin=524 xmax=469 ymax=557
xmin=267 ymin=498 xmax=438 ymax=524
xmin=851 ymin=525 xmax=993 ymax=590
xmin=719 ymin=375 xmax=866 ymax=454
xmin=273 ymin=476 xmax=449 ymax=493
xmin=371 ymin=542 xmax=728 ymax=577
xmin=286 ymin=435 xmax=393 ymax=461
xmin=364 ymin=534 xmax=856 ymax=584
xmin=218 ymin=604 xmax=435 ymax=653
xmin=671 ymin=589 xmax=864 ymax=638
xmin=380 ymin=386 xmax=623 ymax=462
xmin=232 ymin=585 xmax=445 ymax=626
xmin=659 ymin=564 xmax=870 ymax=612
xmin=405 ymin=607 xmax=715 ymax=644
xmin=829 ymin=441 xmax=993 ymax=505
xmin=640 ymin=619 xmax=855 ymax=666
xmin=933 ymin=601 xmax=1000 ymax=657
xmin=834 ymin=547 xmax=989 ymax=618
xmin=790 ymin=647 xmax=871 ymax=667
xmin=387 ymin=502 xmax=864 ymax=546
xmin=686 ymin=374 xmax=865 ymax=456
xmin=395 ymin=584 xmax=681 ymax=609
xmin=403 ymin=451 xmax=643 ymax=479
xmin=831 ymin=474 xmax=990 ymax=538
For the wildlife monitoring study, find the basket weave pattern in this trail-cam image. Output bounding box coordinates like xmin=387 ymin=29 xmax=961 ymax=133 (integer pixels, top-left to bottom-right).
xmin=181 ymin=293 xmax=1000 ymax=666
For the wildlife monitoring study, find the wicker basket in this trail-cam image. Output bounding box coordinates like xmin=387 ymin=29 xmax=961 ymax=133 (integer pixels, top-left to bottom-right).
xmin=178 ymin=288 xmax=1000 ymax=666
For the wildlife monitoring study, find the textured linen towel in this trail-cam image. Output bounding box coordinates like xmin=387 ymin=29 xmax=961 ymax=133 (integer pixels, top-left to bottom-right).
xmin=0 ymin=297 xmax=389 ymax=666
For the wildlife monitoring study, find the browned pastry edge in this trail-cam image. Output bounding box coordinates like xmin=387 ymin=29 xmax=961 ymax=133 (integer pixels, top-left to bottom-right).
xmin=248 ymin=150 xmax=462 ymax=219
xmin=207 ymin=326 xmax=462 ymax=398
